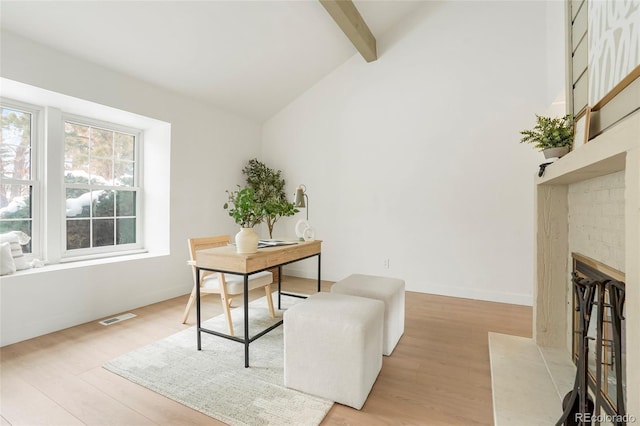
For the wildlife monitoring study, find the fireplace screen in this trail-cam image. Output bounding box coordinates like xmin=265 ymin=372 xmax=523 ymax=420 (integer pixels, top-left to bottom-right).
xmin=572 ymin=253 xmax=626 ymax=419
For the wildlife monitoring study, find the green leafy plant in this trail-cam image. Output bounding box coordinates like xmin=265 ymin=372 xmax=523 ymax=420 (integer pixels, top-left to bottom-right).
xmin=223 ymin=187 xmax=264 ymax=228
xmin=242 ymin=158 xmax=298 ymax=238
xmin=520 ymin=114 xmax=574 ymax=150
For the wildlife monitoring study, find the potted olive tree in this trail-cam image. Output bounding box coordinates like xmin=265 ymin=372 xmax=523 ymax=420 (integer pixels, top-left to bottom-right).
xmin=520 ymin=114 xmax=574 ymax=159
xmin=242 ymin=158 xmax=298 ymax=239
xmin=223 ymin=187 xmax=264 ymax=253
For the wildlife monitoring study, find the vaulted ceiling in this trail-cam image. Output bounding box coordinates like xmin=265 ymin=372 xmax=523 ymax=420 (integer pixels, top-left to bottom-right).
xmin=1 ymin=0 xmax=427 ymax=121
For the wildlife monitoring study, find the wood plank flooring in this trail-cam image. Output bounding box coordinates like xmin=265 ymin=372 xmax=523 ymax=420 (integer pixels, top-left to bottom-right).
xmin=0 ymin=277 xmax=531 ymax=425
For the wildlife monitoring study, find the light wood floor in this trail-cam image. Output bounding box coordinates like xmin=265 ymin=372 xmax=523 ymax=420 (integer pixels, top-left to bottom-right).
xmin=0 ymin=277 xmax=531 ymax=426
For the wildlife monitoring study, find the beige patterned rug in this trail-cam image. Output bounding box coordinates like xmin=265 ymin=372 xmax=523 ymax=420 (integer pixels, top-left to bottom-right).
xmin=103 ymin=295 xmax=332 ymax=426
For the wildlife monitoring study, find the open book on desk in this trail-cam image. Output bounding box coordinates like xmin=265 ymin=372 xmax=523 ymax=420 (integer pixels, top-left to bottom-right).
xmin=258 ymin=240 xmax=298 ymax=248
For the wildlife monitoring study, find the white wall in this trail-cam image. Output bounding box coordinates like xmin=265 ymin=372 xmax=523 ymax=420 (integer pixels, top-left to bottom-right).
xmin=545 ymin=0 xmax=567 ymax=115
xmin=0 ymin=31 xmax=261 ymax=346
xmin=0 ymin=1 xmax=567 ymax=344
xmin=262 ymin=1 xmax=564 ymax=305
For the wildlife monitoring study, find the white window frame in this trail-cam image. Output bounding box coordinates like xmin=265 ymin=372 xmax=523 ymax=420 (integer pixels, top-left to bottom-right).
xmin=0 ymin=98 xmax=43 ymax=258
xmin=60 ymin=113 xmax=143 ymax=259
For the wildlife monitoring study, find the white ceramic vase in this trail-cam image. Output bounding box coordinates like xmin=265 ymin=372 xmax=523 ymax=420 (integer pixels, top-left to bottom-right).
xmin=235 ymin=227 xmax=259 ymax=254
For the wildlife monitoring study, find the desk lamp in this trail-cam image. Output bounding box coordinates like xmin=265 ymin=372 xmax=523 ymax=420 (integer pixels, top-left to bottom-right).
xmin=294 ymin=185 xmax=308 ymax=220
xmin=293 ymin=185 xmax=314 ymax=241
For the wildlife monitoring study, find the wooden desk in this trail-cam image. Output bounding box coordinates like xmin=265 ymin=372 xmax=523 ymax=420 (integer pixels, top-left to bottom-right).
xmin=194 ymin=240 xmax=322 ymax=367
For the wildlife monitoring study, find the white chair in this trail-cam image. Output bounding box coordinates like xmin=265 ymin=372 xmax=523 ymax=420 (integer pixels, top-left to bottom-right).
xmin=182 ymin=235 xmax=275 ymax=336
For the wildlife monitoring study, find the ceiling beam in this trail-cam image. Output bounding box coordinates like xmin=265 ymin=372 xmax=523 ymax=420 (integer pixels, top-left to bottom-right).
xmin=319 ymin=0 xmax=377 ymax=63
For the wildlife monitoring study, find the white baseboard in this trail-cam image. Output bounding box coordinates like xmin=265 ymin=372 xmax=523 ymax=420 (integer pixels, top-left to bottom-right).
xmin=283 ymin=267 xmax=532 ymax=306
xmin=422 ymin=284 xmax=533 ymax=306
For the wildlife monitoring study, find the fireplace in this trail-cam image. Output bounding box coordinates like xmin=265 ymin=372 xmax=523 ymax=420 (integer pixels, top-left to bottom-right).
xmin=533 ymin=110 xmax=639 ymax=419
xmin=572 ymin=253 xmax=626 ymax=421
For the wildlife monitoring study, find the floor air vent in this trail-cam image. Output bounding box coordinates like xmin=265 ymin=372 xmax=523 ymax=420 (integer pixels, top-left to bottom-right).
xmin=99 ymin=313 xmax=136 ymax=326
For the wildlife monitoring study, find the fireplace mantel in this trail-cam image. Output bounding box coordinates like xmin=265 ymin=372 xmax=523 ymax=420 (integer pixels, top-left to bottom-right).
xmin=534 ymin=110 xmax=639 ymax=417
xmin=538 ymin=112 xmax=638 ymax=185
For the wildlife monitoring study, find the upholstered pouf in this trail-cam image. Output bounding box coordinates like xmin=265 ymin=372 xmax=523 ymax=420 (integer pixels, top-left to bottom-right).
xmin=284 ymin=292 xmax=384 ymax=410
xmin=331 ymin=274 xmax=405 ymax=356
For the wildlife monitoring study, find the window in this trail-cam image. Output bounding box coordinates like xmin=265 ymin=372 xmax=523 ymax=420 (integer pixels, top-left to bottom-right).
xmin=63 ymin=118 xmax=141 ymax=255
xmin=1 ymin=94 xmax=146 ymax=262
xmin=1 ymin=78 xmax=171 ymax=266
xmin=0 ymin=103 xmax=37 ymax=253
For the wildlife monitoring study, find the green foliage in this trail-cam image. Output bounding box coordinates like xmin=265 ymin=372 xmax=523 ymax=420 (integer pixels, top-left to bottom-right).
xmin=242 ymin=158 xmax=298 ymax=238
xmin=223 ymin=187 xmax=264 ymax=228
xmin=520 ymin=114 xmax=574 ymax=150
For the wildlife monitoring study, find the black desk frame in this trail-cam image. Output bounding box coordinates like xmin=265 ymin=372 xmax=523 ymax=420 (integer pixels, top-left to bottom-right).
xmin=195 ymin=252 xmax=321 ymax=368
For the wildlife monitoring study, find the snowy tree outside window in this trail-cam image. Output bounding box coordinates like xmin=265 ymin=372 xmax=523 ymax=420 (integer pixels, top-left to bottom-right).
xmin=0 ymin=106 xmax=34 ymax=253
xmin=64 ymin=121 xmax=139 ymax=251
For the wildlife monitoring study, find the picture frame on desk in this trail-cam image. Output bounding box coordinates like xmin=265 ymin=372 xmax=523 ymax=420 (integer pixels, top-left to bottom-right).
xmin=573 ymin=107 xmax=591 ymax=151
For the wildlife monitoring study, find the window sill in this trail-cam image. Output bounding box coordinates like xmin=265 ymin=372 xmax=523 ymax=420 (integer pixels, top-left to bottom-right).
xmin=60 ymin=248 xmax=148 ymax=264
xmin=1 ymin=250 xmax=167 ymax=278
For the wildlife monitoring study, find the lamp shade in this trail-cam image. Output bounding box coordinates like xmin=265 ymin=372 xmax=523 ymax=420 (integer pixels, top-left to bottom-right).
xmin=294 ymin=185 xmax=306 ymax=208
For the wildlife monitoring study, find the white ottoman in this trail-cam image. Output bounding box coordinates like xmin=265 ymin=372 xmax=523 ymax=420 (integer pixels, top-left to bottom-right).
xmin=331 ymin=274 xmax=405 ymax=356
xmin=284 ymin=292 xmax=384 ymax=410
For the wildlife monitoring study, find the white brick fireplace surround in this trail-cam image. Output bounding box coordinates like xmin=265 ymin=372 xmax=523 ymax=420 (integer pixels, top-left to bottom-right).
xmin=534 ymin=110 xmax=640 ymax=418
xmin=568 ymin=171 xmax=626 ymax=274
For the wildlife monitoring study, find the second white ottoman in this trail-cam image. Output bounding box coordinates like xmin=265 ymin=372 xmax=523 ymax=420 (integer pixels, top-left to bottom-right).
xmin=331 ymin=274 xmax=405 ymax=356
xmin=284 ymin=292 xmax=384 ymax=410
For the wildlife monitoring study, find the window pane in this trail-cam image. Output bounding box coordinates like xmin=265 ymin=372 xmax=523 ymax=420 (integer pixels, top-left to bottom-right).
xmin=92 ymin=190 xmax=114 ymax=217
xmin=0 ymin=184 xmax=33 ymax=252
xmin=116 ymin=218 xmax=136 ymax=244
xmin=66 ymin=188 xmax=91 ymax=218
xmin=64 ymin=122 xmax=90 ymax=156
xmin=65 ymin=123 xmax=91 ymax=185
xmin=1 ymin=107 xmax=31 ymax=180
xmin=0 ymin=183 xmax=31 ymax=219
xmin=93 ymin=219 xmax=114 ymax=247
xmin=90 ymin=127 xmax=113 ymax=158
xmin=67 ymin=219 xmax=90 ymax=249
xmin=90 ymin=157 xmax=113 ymax=185
xmin=64 ymin=155 xmax=90 ymax=183
xmin=114 ymin=161 xmax=134 ymax=187
xmin=115 ymin=133 xmax=135 ymax=161
xmin=116 ymin=190 xmax=135 ymax=216
xmin=0 ymin=219 xmax=32 ymax=253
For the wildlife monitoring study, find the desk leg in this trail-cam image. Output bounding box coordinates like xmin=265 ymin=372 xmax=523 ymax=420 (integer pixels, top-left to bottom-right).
xmin=278 ymin=265 xmax=282 ymax=310
xmin=196 ymin=268 xmax=202 ymax=350
xmin=244 ymin=274 xmax=250 ymax=368
xmin=317 ymin=253 xmax=322 ymax=292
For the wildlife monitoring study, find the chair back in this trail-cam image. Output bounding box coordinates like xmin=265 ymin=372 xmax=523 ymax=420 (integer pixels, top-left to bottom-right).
xmin=188 ymin=235 xmax=231 ymax=287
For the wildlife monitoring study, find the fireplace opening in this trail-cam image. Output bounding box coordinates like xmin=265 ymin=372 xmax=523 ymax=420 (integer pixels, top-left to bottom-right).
xmin=572 ymin=253 xmax=626 ymax=421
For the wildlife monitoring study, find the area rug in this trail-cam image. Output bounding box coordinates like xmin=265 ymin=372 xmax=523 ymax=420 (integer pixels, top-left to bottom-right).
xmin=103 ymin=295 xmax=333 ymax=426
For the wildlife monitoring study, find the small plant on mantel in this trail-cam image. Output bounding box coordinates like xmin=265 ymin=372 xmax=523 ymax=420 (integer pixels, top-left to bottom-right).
xmin=520 ymin=114 xmax=574 ymax=159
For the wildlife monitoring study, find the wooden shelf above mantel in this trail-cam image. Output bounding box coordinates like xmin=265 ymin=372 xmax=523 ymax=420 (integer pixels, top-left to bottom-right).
xmin=537 ymin=111 xmax=639 ymax=185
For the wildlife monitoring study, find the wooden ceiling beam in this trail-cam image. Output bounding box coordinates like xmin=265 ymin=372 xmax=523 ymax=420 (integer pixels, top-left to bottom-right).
xmin=319 ymin=0 xmax=377 ymax=62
